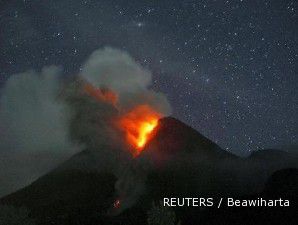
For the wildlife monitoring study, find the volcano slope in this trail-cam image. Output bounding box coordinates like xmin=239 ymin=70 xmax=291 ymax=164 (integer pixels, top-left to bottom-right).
xmin=1 ymin=117 xmax=297 ymax=225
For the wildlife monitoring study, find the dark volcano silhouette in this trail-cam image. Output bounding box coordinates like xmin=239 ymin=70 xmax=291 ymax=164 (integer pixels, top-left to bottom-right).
xmin=146 ymin=117 xmax=227 ymax=156
xmin=1 ymin=117 xmax=297 ymax=225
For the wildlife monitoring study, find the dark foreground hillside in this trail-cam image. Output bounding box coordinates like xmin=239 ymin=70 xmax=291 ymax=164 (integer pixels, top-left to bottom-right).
xmin=178 ymin=168 xmax=298 ymax=225
xmin=1 ymin=170 xmax=117 ymax=225
xmin=1 ymin=168 xmax=297 ymax=225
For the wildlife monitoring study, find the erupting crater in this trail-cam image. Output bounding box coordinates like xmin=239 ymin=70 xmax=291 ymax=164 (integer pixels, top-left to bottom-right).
xmin=118 ymin=105 xmax=162 ymax=156
xmin=82 ymin=81 xmax=162 ymax=156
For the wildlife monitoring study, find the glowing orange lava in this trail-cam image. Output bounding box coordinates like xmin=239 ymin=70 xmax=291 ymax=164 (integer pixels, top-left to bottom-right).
xmin=118 ymin=105 xmax=161 ymax=156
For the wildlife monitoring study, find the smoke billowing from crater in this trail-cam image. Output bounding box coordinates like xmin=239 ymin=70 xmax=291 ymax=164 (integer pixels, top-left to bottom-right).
xmin=80 ymin=47 xmax=171 ymax=115
xmin=0 ymin=47 xmax=171 ymax=200
xmin=63 ymin=48 xmax=171 ymax=162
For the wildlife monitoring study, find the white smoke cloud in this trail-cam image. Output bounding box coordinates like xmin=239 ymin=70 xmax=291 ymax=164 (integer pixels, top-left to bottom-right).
xmin=80 ymin=47 xmax=171 ymax=114
xmin=0 ymin=66 xmax=78 ymax=154
xmin=81 ymin=47 xmax=152 ymax=94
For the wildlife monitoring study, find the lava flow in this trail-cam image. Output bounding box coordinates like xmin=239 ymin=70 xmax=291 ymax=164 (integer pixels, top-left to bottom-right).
xmin=82 ymin=81 xmax=161 ymax=156
xmin=118 ymin=105 xmax=161 ymax=156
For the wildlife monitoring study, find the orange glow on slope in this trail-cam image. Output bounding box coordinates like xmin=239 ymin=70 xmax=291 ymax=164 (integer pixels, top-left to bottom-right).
xmin=118 ymin=105 xmax=161 ymax=156
xmin=83 ymin=83 xmax=118 ymax=106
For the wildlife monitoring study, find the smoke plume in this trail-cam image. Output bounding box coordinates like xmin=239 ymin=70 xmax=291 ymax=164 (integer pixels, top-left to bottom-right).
xmin=0 ymin=47 xmax=171 ymax=204
xmin=80 ymin=47 xmax=171 ymax=114
xmin=0 ymin=66 xmax=77 ymax=154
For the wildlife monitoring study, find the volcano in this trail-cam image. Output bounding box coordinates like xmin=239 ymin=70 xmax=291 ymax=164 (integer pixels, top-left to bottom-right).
xmin=1 ymin=117 xmax=297 ymax=225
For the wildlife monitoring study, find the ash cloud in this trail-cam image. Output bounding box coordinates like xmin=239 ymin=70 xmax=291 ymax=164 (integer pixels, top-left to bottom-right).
xmin=80 ymin=47 xmax=171 ymax=114
xmin=63 ymin=48 xmax=171 ymax=168
xmin=81 ymin=47 xmax=152 ymax=94
xmin=0 ymin=66 xmax=78 ymax=155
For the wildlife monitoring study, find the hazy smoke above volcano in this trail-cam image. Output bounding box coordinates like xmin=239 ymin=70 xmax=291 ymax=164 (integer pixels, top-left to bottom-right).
xmin=0 ymin=47 xmax=171 ymax=156
xmin=61 ymin=48 xmax=171 ymax=179
xmin=81 ymin=48 xmax=152 ymax=94
xmin=80 ymin=47 xmax=171 ymax=114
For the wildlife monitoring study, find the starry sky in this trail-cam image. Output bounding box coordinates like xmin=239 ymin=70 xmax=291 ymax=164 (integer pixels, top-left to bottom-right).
xmin=0 ymin=0 xmax=297 ymax=155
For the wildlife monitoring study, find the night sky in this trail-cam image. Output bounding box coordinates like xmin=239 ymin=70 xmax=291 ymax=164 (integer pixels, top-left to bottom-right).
xmin=0 ymin=0 xmax=297 ymax=155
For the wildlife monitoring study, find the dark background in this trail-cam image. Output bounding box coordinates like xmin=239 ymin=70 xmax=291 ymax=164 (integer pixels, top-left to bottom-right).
xmin=0 ymin=0 xmax=297 ymax=155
